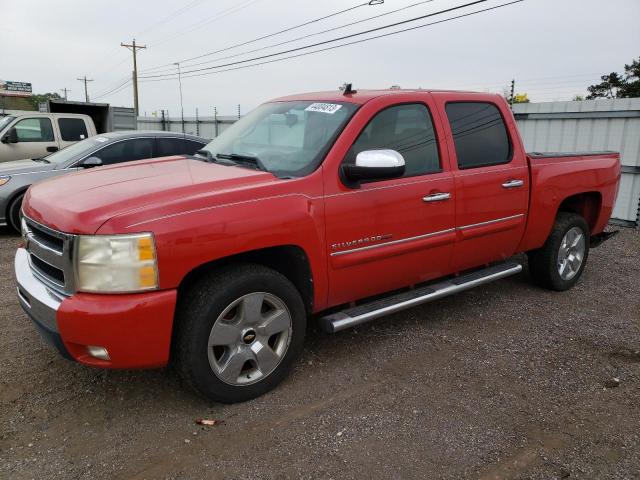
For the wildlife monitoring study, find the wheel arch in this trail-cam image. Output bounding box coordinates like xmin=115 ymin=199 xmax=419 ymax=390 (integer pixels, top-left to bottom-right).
xmin=4 ymin=186 xmax=29 ymax=226
xmin=557 ymin=191 xmax=602 ymax=233
xmin=176 ymin=244 xmax=315 ymax=316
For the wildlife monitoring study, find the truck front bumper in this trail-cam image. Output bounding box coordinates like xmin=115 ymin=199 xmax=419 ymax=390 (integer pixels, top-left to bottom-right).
xmin=15 ymin=248 xmax=177 ymax=369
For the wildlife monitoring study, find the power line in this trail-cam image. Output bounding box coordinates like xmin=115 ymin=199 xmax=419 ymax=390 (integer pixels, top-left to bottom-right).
xmin=143 ymin=0 xmax=435 ymax=76
xmin=141 ymin=0 xmax=384 ymax=73
xmin=140 ymin=0 xmax=490 ymax=80
xmin=93 ymin=78 xmax=132 ymax=101
xmin=86 ymin=1 xmax=206 ymax=84
xmin=138 ymin=0 xmax=205 ymax=37
xmin=149 ymin=0 xmax=265 ymax=48
xmin=140 ymin=0 xmax=526 ymax=83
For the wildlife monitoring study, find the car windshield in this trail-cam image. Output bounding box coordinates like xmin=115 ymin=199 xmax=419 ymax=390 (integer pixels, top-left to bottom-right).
xmin=0 ymin=115 xmax=15 ymax=132
xmin=43 ymin=135 xmax=110 ymax=164
xmin=199 ymin=101 xmax=358 ymax=177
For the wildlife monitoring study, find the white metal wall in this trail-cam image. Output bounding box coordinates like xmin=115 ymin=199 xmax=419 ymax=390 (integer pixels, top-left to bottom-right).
xmin=514 ymin=99 xmax=640 ymax=225
xmin=136 ymin=115 xmax=238 ymax=140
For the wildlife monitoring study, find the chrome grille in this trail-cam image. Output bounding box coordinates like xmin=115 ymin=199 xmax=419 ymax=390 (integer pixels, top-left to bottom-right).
xmin=23 ymin=216 xmax=75 ymax=295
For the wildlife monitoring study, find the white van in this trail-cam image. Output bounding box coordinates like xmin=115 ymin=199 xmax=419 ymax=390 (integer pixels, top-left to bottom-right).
xmin=0 ymin=112 xmax=97 ymax=163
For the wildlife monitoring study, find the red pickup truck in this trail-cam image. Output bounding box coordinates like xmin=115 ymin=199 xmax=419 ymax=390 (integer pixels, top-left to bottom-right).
xmin=15 ymin=88 xmax=620 ymax=403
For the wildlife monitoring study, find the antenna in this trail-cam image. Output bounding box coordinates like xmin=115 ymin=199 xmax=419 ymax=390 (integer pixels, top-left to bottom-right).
xmin=342 ymin=83 xmax=357 ymax=95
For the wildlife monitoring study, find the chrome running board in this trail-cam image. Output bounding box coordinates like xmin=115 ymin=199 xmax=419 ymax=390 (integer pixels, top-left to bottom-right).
xmin=320 ymin=261 xmax=523 ymax=333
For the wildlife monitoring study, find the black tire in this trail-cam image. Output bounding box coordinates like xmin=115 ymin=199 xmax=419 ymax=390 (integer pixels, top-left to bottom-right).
xmin=7 ymin=193 xmax=24 ymax=233
xmin=527 ymin=212 xmax=590 ymax=291
xmin=174 ymin=263 xmax=307 ymax=403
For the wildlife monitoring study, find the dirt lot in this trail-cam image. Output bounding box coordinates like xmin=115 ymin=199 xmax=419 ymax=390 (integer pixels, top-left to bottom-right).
xmin=0 ymin=226 xmax=638 ymax=480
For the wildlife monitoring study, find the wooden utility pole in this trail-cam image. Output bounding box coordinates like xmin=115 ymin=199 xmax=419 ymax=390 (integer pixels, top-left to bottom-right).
xmin=76 ymin=76 xmax=93 ymax=102
xmin=121 ymin=39 xmax=147 ymax=116
xmin=60 ymin=88 xmax=71 ymax=101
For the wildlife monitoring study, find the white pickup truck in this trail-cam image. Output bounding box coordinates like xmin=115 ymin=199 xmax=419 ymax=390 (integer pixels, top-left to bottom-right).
xmin=0 ymin=112 xmax=97 ymax=163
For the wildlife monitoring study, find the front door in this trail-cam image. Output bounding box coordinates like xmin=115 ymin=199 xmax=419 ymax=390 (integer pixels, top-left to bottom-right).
xmin=323 ymin=98 xmax=456 ymax=307
xmin=7 ymin=117 xmax=60 ymax=161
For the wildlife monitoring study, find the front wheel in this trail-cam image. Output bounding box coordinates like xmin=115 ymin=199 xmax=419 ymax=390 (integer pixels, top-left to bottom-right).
xmin=174 ymin=264 xmax=307 ymax=403
xmin=527 ymin=212 xmax=590 ymax=291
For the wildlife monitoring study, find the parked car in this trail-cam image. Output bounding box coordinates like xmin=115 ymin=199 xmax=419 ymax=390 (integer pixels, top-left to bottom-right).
xmin=0 ymin=112 xmax=98 ymax=163
xmin=15 ymin=89 xmax=620 ymax=403
xmin=1 ymin=131 xmax=208 ymax=231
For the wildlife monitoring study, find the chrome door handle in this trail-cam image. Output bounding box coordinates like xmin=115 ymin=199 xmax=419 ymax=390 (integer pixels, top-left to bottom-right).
xmin=502 ymin=179 xmax=524 ymax=189
xmin=422 ymin=192 xmax=451 ymax=202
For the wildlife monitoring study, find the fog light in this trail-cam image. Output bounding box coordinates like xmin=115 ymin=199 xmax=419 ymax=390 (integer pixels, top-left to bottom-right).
xmin=87 ymin=345 xmax=110 ymax=361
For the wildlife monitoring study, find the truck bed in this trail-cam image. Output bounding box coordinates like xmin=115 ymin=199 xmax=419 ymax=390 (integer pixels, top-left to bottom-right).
xmin=518 ymin=151 xmax=621 ymax=252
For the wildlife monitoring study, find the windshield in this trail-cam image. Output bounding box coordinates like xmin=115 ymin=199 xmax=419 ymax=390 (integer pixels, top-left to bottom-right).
xmin=44 ymin=135 xmax=109 ymax=164
xmin=200 ymin=101 xmax=358 ymax=177
xmin=0 ymin=115 xmax=15 ymax=132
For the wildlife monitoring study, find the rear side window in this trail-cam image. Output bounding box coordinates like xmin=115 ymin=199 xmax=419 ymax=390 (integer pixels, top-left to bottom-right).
xmin=445 ymin=102 xmax=511 ymax=169
xmin=14 ymin=118 xmax=54 ymax=142
xmin=346 ymin=103 xmax=440 ymax=177
xmin=58 ymin=118 xmax=88 ymax=141
xmin=156 ymin=137 xmax=205 ymax=157
xmin=93 ymin=138 xmax=155 ymax=165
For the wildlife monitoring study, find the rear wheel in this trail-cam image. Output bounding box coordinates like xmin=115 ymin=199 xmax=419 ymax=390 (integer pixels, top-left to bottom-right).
xmin=527 ymin=212 xmax=589 ymax=291
xmin=174 ymin=264 xmax=307 ymax=403
xmin=7 ymin=193 xmax=24 ymax=233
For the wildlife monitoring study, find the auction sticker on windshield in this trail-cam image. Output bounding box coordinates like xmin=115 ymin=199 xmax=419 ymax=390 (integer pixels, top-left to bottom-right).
xmin=305 ymin=103 xmax=342 ymax=114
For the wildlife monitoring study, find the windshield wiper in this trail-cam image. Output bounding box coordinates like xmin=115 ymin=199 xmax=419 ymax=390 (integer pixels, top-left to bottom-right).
xmin=216 ymin=153 xmax=267 ymax=171
xmin=193 ymin=149 xmax=214 ymax=162
xmin=31 ymin=157 xmax=51 ymax=163
xmin=216 ymin=153 xmax=263 ymax=169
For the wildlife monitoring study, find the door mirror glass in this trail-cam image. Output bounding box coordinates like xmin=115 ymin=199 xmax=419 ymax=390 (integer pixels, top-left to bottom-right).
xmin=341 ymin=149 xmax=405 ymax=184
xmin=2 ymin=127 xmax=18 ymax=144
xmin=80 ymin=156 xmax=103 ymax=168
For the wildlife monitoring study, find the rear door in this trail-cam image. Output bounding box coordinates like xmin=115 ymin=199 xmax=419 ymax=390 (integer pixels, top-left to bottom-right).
xmin=435 ymin=95 xmax=529 ymax=271
xmin=323 ymin=95 xmax=456 ymax=306
xmin=57 ymin=117 xmax=90 ymax=149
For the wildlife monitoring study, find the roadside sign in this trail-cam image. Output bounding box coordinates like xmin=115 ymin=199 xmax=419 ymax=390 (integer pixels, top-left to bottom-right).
xmin=0 ymin=80 xmax=33 ymax=97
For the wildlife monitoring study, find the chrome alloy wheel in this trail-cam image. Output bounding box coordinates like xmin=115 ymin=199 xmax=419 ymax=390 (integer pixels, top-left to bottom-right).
xmin=207 ymin=292 xmax=292 ymax=386
xmin=557 ymin=226 xmax=586 ymax=281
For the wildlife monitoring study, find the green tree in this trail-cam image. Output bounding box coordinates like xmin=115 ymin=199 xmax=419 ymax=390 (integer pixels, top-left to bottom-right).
xmin=587 ymin=57 xmax=640 ymax=99
xmin=27 ymin=92 xmax=61 ymax=110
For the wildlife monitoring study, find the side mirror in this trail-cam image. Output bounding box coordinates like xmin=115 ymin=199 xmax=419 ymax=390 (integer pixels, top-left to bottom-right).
xmin=1 ymin=127 xmax=18 ymax=144
xmin=341 ymin=149 xmax=405 ymax=186
xmin=80 ymin=156 xmax=103 ymax=168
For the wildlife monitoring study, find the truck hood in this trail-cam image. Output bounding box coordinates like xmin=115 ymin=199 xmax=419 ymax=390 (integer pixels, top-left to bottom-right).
xmin=23 ymin=156 xmax=277 ymax=233
xmin=0 ymin=158 xmax=57 ymax=176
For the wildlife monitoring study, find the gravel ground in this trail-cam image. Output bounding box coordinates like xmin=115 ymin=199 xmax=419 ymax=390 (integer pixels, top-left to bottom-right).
xmin=0 ymin=226 xmax=638 ymax=480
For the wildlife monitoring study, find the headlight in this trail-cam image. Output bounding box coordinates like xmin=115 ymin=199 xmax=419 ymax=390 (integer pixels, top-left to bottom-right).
xmin=0 ymin=176 xmax=10 ymax=186
xmin=21 ymin=217 xmax=28 ymax=243
xmin=75 ymin=233 xmax=158 ymax=293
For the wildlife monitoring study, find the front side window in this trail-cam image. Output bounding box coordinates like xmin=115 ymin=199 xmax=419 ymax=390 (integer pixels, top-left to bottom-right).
xmin=58 ymin=118 xmax=88 ymax=141
xmin=200 ymin=101 xmax=358 ymax=177
xmin=445 ymin=102 xmax=511 ymax=169
xmin=345 ymin=103 xmax=440 ymax=177
xmin=14 ymin=118 xmax=54 ymax=142
xmin=93 ymin=138 xmax=154 ymax=165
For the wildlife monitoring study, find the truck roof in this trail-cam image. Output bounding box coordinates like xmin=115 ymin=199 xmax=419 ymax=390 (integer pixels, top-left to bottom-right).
xmin=272 ymin=88 xmax=502 ymax=105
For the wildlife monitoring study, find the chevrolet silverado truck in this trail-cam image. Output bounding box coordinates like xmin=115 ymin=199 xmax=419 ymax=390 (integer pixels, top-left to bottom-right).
xmin=15 ymin=88 xmax=620 ymax=403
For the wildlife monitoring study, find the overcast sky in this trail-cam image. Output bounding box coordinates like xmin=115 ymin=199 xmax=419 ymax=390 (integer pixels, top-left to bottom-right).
xmin=1 ymin=0 xmax=638 ymax=117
